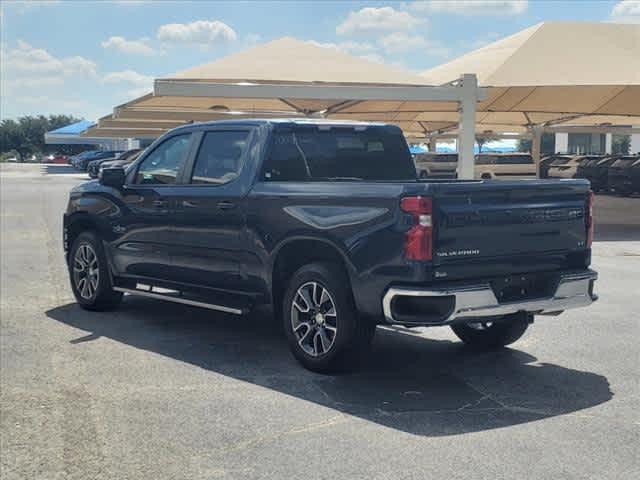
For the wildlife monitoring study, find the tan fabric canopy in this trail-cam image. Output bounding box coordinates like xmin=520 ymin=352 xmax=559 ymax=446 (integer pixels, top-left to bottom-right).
xmin=416 ymin=21 xmax=640 ymax=134
xmin=106 ymin=37 xmax=478 ymax=141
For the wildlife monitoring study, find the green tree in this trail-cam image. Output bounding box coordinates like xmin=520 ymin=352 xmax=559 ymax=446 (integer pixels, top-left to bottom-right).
xmin=476 ymin=133 xmax=501 ymax=153
xmin=518 ymin=132 xmax=556 ymax=154
xmin=612 ymin=135 xmax=630 ymax=155
xmin=0 ymin=114 xmax=82 ymax=161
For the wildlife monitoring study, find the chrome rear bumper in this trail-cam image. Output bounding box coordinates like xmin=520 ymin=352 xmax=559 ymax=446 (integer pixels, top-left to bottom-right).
xmin=383 ymin=270 xmax=597 ymax=325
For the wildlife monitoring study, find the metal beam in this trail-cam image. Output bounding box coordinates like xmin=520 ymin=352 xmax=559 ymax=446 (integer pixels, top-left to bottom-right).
xmin=155 ymin=79 xmax=489 ymax=103
xmin=457 ymin=74 xmax=479 ymax=179
xmin=114 ymin=108 xmax=304 ymax=122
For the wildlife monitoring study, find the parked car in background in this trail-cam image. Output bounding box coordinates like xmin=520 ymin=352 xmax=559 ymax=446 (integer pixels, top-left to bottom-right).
xmin=42 ymin=153 xmax=69 ymax=164
xmin=413 ymin=152 xmax=457 ymax=179
xmin=94 ymin=149 xmax=142 ymax=178
xmin=607 ymin=155 xmax=640 ymax=196
xmin=539 ymin=155 xmax=558 ymax=178
xmin=414 ymin=152 xmax=537 ymax=180
xmin=547 ymin=155 xmax=586 ymax=179
xmin=64 ymin=119 xmax=598 ymax=373
xmin=75 ymin=150 xmax=123 ymax=171
xmin=70 ymin=150 xmax=99 ymax=169
xmin=576 ymin=155 xmax=618 ymax=192
xmin=474 ymin=152 xmax=537 ymax=180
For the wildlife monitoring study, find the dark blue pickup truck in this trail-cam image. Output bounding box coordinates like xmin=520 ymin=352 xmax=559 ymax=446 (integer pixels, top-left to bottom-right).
xmin=64 ymin=119 xmax=598 ymax=372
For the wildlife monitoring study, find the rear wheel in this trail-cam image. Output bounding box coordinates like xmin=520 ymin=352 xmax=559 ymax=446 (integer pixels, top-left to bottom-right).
xmin=69 ymin=231 xmax=122 ymax=311
xmin=451 ymin=314 xmax=530 ymax=350
xmin=283 ymin=262 xmax=375 ymax=373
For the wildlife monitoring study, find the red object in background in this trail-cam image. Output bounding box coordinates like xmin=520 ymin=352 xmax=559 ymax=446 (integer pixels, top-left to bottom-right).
xmin=43 ymin=154 xmax=69 ymax=164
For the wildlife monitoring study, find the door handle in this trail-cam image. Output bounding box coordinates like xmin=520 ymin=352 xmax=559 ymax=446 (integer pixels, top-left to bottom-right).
xmin=181 ymin=200 xmax=200 ymax=208
xmin=153 ymin=199 xmax=169 ymax=208
xmin=217 ymin=201 xmax=236 ymax=210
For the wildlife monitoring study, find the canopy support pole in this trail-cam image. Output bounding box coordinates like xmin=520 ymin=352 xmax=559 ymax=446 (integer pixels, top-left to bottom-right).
xmin=531 ymin=126 xmax=543 ymax=178
xmin=457 ymin=74 xmax=478 ymax=180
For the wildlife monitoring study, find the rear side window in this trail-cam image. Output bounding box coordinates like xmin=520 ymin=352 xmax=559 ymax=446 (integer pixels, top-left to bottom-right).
xmin=262 ymin=126 xmax=416 ymax=181
xmin=190 ymin=131 xmax=250 ymax=185
xmin=475 ymin=154 xmax=495 ymax=165
xmin=136 ymin=134 xmax=191 ymax=185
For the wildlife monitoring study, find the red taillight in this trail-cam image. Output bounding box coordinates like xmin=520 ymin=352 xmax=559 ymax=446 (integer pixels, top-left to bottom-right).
xmin=401 ymin=196 xmax=433 ymax=261
xmin=586 ymin=191 xmax=594 ymax=248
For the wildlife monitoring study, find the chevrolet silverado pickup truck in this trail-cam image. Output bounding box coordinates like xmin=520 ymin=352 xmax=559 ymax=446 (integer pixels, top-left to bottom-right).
xmin=64 ymin=119 xmax=598 ymax=372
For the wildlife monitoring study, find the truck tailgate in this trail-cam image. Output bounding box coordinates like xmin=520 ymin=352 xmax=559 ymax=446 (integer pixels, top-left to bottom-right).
xmin=432 ymin=180 xmax=590 ymax=264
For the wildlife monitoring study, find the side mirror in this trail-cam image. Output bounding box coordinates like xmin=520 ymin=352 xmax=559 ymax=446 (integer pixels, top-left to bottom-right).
xmin=99 ymin=167 xmax=126 ymax=189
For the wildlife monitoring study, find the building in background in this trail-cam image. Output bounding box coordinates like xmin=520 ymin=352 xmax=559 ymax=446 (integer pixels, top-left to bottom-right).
xmin=555 ymin=132 xmax=640 ymax=155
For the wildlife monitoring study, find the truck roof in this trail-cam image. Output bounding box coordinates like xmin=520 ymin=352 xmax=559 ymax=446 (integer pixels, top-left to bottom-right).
xmin=170 ymin=117 xmax=391 ymax=134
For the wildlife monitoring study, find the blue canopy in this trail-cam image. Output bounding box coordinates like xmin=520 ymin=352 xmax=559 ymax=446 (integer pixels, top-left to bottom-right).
xmin=47 ymin=120 xmax=95 ymax=135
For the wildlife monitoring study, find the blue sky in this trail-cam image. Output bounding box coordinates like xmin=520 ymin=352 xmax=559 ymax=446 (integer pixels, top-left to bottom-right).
xmin=1 ymin=0 xmax=638 ymax=121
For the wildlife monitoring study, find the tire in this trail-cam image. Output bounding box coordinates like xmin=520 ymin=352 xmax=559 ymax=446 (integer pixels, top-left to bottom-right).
xmin=283 ymin=262 xmax=375 ymax=373
xmin=419 ymin=170 xmax=429 ymax=179
xmin=450 ymin=314 xmax=530 ymax=350
xmin=69 ymin=231 xmax=122 ymax=311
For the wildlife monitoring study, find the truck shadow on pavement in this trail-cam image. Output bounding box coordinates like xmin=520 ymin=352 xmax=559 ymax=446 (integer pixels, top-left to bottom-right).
xmin=46 ymin=298 xmax=612 ymax=437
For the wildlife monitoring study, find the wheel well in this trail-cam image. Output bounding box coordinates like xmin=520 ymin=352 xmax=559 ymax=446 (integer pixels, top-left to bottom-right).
xmin=65 ymin=216 xmax=97 ymax=256
xmin=271 ymin=240 xmax=350 ymax=308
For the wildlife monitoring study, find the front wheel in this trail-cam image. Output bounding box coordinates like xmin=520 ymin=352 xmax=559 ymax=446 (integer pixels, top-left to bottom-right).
xmin=69 ymin=231 xmax=122 ymax=311
xmin=450 ymin=314 xmax=530 ymax=350
xmin=283 ymin=262 xmax=375 ymax=373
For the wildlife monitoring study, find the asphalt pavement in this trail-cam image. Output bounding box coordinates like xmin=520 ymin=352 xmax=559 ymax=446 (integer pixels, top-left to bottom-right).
xmin=1 ymin=163 xmax=638 ymax=480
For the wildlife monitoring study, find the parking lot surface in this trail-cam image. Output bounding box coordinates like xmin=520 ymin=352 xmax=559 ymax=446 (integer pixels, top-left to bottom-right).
xmin=1 ymin=163 xmax=639 ymax=480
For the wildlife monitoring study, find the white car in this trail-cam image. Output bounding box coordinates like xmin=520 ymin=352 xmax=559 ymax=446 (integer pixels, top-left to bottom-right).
xmin=474 ymin=153 xmax=537 ymax=180
xmin=547 ymin=155 xmax=585 ymax=179
xmin=413 ymin=152 xmax=457 ymax=179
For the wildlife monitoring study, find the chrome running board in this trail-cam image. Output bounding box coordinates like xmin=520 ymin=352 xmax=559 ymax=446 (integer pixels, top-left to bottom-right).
xmin=113 ymin=286 xmax=245 ymax=315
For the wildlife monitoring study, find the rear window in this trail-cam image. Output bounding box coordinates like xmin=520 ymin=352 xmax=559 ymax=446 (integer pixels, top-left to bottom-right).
xmin=261 ymin=126 xmax=416 ymax=181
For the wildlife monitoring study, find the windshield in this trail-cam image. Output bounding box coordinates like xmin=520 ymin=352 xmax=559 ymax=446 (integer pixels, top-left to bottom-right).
xmin=262 ymin=126 xmax=416 ymax=181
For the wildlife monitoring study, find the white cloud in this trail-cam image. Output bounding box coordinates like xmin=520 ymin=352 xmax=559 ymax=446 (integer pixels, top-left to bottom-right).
xmin=610 ymin=0 xmax=640 ymax=23
xmin=410 ymin=0 xmax=528 ymax=16
xmin=103 ymin=69 xmax=153 ymax=87
xmin=378 ymin=32 xmax=451 ymax=57
xmin=157 ymin=19 xmax=237 ymax=46
xmin=337 ymin=7 xmax=423 ymax=36
xmin=378 ymin=32 xmax=425 ymax=53
xmin=3 ymin=40 xmax=96 ymax=78
xmin=101 ymin=36 xmax=159 ymax=56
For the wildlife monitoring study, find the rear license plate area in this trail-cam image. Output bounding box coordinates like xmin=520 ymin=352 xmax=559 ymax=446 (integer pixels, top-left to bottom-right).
xmin=490 ymin=272 xmax=558 ymax=303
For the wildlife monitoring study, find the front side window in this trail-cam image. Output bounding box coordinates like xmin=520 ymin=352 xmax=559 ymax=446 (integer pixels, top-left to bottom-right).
xmin=136 ymin=134 xmax=191 ymax=185
xmin=190 ymin=131 xmax=250 ymax=185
